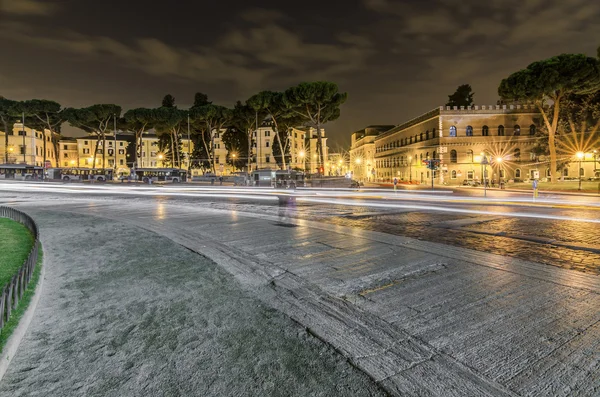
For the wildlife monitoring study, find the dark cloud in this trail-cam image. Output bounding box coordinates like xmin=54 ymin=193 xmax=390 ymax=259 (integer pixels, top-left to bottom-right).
xmin=0 ymin=0 xmax=56 ymax=15
xmin=0 ymin=0 xmax=598 ymax=146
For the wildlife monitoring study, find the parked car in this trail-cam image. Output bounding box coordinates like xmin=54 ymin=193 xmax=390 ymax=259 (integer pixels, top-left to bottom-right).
xmin=462 ymin=180 xmax=480 ymax=187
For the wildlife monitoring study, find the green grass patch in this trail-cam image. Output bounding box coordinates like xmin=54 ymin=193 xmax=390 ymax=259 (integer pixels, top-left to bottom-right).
xmin=0 ymin=218 xmax=34 ymax=287
xmin=0 ymin=246 xmax=42 ymax=354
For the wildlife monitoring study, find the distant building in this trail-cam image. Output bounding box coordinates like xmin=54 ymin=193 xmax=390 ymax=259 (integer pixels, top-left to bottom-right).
xmin=0 ymin=122 xmax=60 ymax=167
xmin=60 ymin=134 xmax=131 ymax=175
xmin=251 ymin=120 xmax=329 ymax=174
xmin=349 ymin=125 xmax=395 ymax=181
xmin=138 ymin=134 xmax=194 ymax=171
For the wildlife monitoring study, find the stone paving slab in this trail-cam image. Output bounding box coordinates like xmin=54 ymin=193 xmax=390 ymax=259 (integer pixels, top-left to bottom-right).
xmin=4 ymin=196 xmax=600 ymax=396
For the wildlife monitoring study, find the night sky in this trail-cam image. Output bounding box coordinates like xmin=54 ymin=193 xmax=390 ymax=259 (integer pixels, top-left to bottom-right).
xmin=1 ymin=0 xmax=599 ymax=148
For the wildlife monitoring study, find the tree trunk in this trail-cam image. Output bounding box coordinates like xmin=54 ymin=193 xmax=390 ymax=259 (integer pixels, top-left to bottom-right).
xmin=538 ymin=99 xmax=561 ymax=183
xmin=271 ymin=119 xmax=286 ymax=169
xmin=102 ymin=132 xmax=106 ymax=171
xmin=247 ymin=129 xmax=252 ymax=173
xmin=316 ymin=123 xmax=324 ymax=173
xmin=170 ymin=131 xmax=175 ymax=167
xmin=135 ymin=130 xmax=141 ymax=168
xmin=2 ymin=119 xmax=8 ymax=163
xmin=200 ymin=129 xmax=211 ymax=171
xmin=52 ymin=132 xmax=60 ymax=168
xmin=92 ymin=135 xmax=100 ymax=169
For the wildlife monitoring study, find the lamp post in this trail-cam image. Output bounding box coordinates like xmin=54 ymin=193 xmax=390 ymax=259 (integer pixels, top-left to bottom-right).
xmin=481 ymin=155 xmax=489 ymax=197
xmin=408 ymin=156 xmax=412 ymax=182
xmin=232 ymin=153 xmax=237 ymax=172
xmin=576 ymin=151 xmax=584 ymax=191
xmin=299 ymin=150 xmax=305 ymax=173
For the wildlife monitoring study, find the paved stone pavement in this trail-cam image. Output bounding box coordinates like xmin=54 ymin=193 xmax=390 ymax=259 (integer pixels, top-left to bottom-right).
xmin=0 ymin=209 xmax=385 ymax=397
xmin=3 ymin=195 xmax=598 ymax=396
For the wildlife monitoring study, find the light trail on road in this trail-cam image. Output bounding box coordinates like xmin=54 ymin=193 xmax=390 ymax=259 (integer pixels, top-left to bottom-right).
xmin=1 ymin=182 xmax=599 ymax=223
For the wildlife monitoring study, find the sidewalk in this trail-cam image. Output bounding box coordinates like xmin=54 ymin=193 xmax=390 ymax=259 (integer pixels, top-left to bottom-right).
xmin=25 ymin=197 xmax=600 ymax=397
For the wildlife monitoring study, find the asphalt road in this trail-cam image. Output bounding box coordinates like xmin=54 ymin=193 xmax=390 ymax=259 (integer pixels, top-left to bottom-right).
xmin=0 ymin=182 xmax=598 ymax=396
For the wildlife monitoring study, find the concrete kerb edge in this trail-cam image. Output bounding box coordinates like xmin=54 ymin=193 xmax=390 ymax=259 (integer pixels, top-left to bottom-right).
xmin=0 ymin=250 xmax=45 ymax=382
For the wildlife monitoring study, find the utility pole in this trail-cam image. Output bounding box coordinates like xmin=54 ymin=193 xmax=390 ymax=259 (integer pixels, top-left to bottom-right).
xmin=481 ymin=155 xmax=489 ymax=197
xmin=187 ymin=112 xmax=191 ymax=178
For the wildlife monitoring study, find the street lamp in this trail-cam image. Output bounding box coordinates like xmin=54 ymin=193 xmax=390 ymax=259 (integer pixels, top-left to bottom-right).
xmin=480 ymin=155 xmax=489 ymax=197
xmin=231 ymin=153 xmax=237 ymax=172
xmin=299 ymin=150 xmax=305 ymax=172
xmin=576 ymin=151 xmax=584 ymax=191
xmin=408 ymin=156 xmax=412 ymax=182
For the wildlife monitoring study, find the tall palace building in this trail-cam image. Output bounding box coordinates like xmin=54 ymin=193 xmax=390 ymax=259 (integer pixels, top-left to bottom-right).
xmin=350 ymin=104 xmax=599 ymax=185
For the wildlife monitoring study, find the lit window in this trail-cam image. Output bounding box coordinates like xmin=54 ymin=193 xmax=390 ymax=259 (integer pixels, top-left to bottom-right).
xmin=449 ymin=126 xmax=457 ymax=137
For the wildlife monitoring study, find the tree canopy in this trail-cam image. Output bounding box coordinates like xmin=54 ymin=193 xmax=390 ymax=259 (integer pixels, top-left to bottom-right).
xmin=498 ymin=53 xmax=600 ymax=182
xmin=0 ymin=97 xmax=18 ymax=163
xmin=283 ymin=82 xmax=347 ymax=169
xmin=446 ymin=84 xmax=474 ymax=107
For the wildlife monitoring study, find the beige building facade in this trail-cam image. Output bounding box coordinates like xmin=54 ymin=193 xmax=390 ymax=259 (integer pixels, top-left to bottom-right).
xmin=1 ymin=123 xmax=60 ymax=167
xmin=349 ymin=125 xmax=395 ymax=181
xmin=357 ymin=105 xmax=600 ymax=185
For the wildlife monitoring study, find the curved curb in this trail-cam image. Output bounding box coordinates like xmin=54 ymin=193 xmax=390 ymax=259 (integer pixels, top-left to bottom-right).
xmin=0 ymin=256 xmax=45 ymax=382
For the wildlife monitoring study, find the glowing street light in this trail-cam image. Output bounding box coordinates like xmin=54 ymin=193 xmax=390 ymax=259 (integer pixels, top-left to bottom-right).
xmin=576 ymin=151 xmax=584 ymax=191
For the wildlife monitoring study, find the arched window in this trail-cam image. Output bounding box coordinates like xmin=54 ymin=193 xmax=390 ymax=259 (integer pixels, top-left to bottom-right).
xmin=425 ymin=130 xmax=430 ymax=140
xmin=466 ymin=126 xmax=473 ymax=136
xmin=451 ymin=170 xmax=457 ymax=179
xmin=433 ymin=151 xmax=437 ymax=159
xmin=482 ymin=125 xmax=489 ymax=136
xmin=514 ymin=125 xmax=521 ymax=136
xmin=450 ymin=149 xmax=457 ymax=163
xmin=449 ymin=126 xmax=457 ymax=137
xmin=529 ymin=125 xmax=536 ymax=135
xmin=546 ymin=168 xmax=551 ymax=177
xmin=420 ymin=154 xmax=423 ymax=162
xmin=514 ymin=148 xmax=521 ymax=162
xmin=410 ymin=137 xmax=413 ymax=144
xmin=499 ymin=169 xmax=505 ymax=178
xmin=420 ymin=133 xmax=423 ymax=141
xmin=466 ymin=149 xmax=473 ymax=162
xmin=426 ymin=152 xmax=429 ymax=159
xmin=432 ymin=127 xmax=436 ymax=137
xmin=515 ymin=169 xmax=521 ymax=178
xmin=498 ymin=125 xmax=505 ymax=136
xmin=563 ymin=168 xmax=569 ymax=176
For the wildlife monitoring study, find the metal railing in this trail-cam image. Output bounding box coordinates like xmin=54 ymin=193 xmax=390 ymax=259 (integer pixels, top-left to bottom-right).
xmin=0 ymin=206 xmax=40 ymax=331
